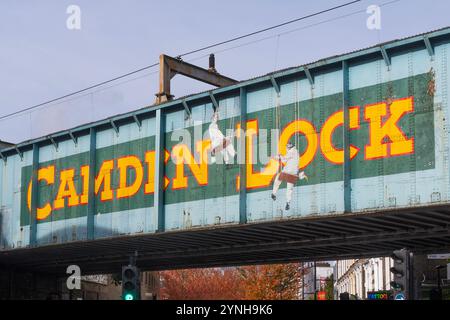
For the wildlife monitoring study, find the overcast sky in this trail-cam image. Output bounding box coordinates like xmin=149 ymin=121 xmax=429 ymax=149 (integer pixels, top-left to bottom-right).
xmin=1 ymin=0 xmax=449 ymax=143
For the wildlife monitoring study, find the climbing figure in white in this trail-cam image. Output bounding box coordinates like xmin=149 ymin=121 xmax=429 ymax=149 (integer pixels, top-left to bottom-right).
xmin=271 ymin=141 xmax=308 ymax=210
xmin=208 ymin=111 xmax=236 ymax=164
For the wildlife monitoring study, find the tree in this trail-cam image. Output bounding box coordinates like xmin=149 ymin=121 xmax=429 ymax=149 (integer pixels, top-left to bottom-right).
xmin=159 ymin=263 xmax=303 ymax=300
xmin=323 ymin=275 xmax=334 ymax=300
xmin=238 ymin=263 xmax=301 ymax=300
xmin=160 ymin=268 xmax=244 ymax=300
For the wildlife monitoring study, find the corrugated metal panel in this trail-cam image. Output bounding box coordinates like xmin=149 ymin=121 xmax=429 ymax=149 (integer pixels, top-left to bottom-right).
xmin=1 ymin=28 xmax=450 ymax=252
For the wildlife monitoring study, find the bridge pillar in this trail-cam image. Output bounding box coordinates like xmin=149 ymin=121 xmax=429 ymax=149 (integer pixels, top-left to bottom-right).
xmin=342 ymin=60 xmax=351 ymax=213
xmin=87 ymin=127 xmax=96 ymax=240
xmin=239 ymin=87 xmax=247 ymax=224
xmin=29 ymin=143 xmax=39 ymax=246
xmin=155 ymin=109 xmax=166 ymax=232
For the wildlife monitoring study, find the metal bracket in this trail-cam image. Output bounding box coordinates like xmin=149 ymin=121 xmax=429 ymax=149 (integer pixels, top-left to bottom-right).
xmin=209 ymin=92 xmax=219 ymax=111
xmin=0 ymin=151 xmax=6 ymax=164
xmin=182 ymin=100 xmax=191 ymax=118
xmin=68 ymin=131 xmax=78 ymax=146
xmin=304 ymin=67 xmax=315 ymax=87
xmin=110 ymin=120 xmax=119 ymax=136
xmin=132 ymin=114 xmax=142 ymax=130
xmin=15 ymin=146 xmax=23 ymax=161
xmin=49 ymin=136 xmax=58 ymax=151
xmin=270 ymin=76 xmax=281 ymax=96
xmin=155 ymin=54 xmax=237 ymax=104
xmin=424 ymin=36 xmax=435 ymax=60
xmin=380 ymin=46 xmax=391 ymax=69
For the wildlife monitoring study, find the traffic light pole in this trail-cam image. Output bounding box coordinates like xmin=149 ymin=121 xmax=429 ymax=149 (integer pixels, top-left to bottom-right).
xmin=408 ymin=252 xmax=415 ymax=300
xmin=390 ymin=248 xmax=413 ymax=300
xmin=122 ymin=251 xmax=140 ymax=300
xmin=313 ymin=261 xmax=317 ymax=300
xmin=129 ymin=251 xmax=138 ymax=266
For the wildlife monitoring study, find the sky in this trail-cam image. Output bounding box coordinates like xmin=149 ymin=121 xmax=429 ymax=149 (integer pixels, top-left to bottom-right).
xmin=0 ymin=0 xmax=449 ymax=143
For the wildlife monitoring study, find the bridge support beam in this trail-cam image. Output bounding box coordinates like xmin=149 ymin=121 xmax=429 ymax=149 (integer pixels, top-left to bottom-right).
xmin=29 ymin=143 xmax=39 ymax=246
xmin=155 ymin=54 xmax=238 ymax=104
xmin=87 ymin=128 xmax=96 ymax=240
xmin=239 ymin=87 xmax=247 ymax=224
xmin=342 ymin=61 xmax=351 ymax=213
xmin=155 ymin=109 xmax=166 ymax=232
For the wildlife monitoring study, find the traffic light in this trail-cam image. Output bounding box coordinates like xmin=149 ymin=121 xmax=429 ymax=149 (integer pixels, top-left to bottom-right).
xmin=339 ymin=292 xmax=350 ymax=300
xmin=390 ymin=248 xmax=411 ymax=299
xmin=122 ymin=264 xmax=140 ymax=300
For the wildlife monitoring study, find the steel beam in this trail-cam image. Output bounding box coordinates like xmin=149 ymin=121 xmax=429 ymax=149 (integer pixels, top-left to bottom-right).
xmin=342 ymin=61 xmax=351 ymax=213
xmin=49 ymin=137 xmax=58 ymax=151
xmin=428 ymin=210 xmax=450 ymax=219
xmin=402 ymin=213 xmax=448 ymax=227
xmin=385 ymin=215 xmax=437 ymax=228
xmin=357 ymin=218 xmax=398 ymax=231
xmin=155 ymin=109 xmax=166 ymax=232
xmin=331 ymin=220 xmax=378 ymax=233
xmin=68 ymin=131 xmax=78 ymax=146
xmin=132 ymin=114 xmax=142 ymax=129
xmin=313 ymin=220 xmax=362 ymax=234
xmin=110 ymin=120 xmax=119 ymax=136
xmin=424 ymin=36 xmax=435 ymax=59
xmin=304 ymin=67 xmax=314 ymax=87
xmin=0 ymin=151 xmax=6 ymax=164
xmin=365 ymin=216 xmax=414 ymax=230
xmin=4 ymin=224 xmax=450 ymax=273
xmin=15 ymin=146 xmax=23 ymax=161
xmin=239 ymin=87 xmax=247 ymax=224
xmin=380 ymin=46 xmax=391 ymax=68
xmin=87 ymin=128 xmax=96 ymax=240
xmin=182 ymin=100 xmax=191 ymax=118
xmin=53 ymin=227 xmax=450 ymax=263
xmin=270 ymin=75 xmax=280 ymax=96
xmin=156 ymin=54 xmax=238 ymax=104
xmin=29 ymin=143 xmax=39 ymax=247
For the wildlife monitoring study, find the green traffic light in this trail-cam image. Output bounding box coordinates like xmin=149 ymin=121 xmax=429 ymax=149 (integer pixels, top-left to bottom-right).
xmin=124 ymin=293 xmax=135 ymax=300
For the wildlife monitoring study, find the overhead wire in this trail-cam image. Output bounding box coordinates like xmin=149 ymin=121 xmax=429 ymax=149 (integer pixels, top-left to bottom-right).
xmin=0 ymin=0 xmax=362 ymax=121
xmin=193 ymin=0 xmax=401 ymax=60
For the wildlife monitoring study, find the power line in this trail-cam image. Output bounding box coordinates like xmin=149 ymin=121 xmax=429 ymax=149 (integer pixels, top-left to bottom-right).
xmin=203 ymin=0 xmax=401 ymax=59
xmin=176 ymin=0 xmax=361 ymax=58
xmin=0 ymin=63 xmax=159 ymax=121
xmin=0 ymin=0 xmax=361 ymax=121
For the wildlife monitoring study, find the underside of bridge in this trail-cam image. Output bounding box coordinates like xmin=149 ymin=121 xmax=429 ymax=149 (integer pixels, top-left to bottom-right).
xmin=1 ymin=205 xmax=450 ymax=275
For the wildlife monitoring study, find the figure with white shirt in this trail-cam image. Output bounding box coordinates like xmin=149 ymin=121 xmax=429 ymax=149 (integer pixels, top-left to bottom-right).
xmin=208 ymin=112 xmax=236 ymax=164
xmin=271 ymin=141 xmax=308 ymax=210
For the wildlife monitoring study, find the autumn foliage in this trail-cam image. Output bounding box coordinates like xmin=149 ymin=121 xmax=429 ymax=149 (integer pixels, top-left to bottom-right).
xmin=160 ymin=263 xmax=302 ymax=300
xmin=159 ymin=268 xmax=244 ymax=300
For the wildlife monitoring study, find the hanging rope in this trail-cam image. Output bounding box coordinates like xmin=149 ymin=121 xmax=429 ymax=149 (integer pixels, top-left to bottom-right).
xmin=275 ymin=90 xmax=282 ymax=173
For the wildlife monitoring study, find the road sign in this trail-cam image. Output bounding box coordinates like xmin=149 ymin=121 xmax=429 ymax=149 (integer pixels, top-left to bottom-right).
xmin=427 ymin=253 xmax=450 ymax=260
xmin=394 ymin=293 xmax=406 ymax=300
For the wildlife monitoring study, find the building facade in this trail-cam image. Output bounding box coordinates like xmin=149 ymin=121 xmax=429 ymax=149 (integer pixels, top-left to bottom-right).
xmin=334 ymin=257 xmax=393 ymax=299
xmin=302 ymin=261 xmax=334 ymax=300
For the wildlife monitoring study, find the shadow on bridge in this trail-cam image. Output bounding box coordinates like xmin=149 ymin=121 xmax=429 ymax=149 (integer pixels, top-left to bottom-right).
xmin=0 ymin=204 xmax=449 ymax=276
